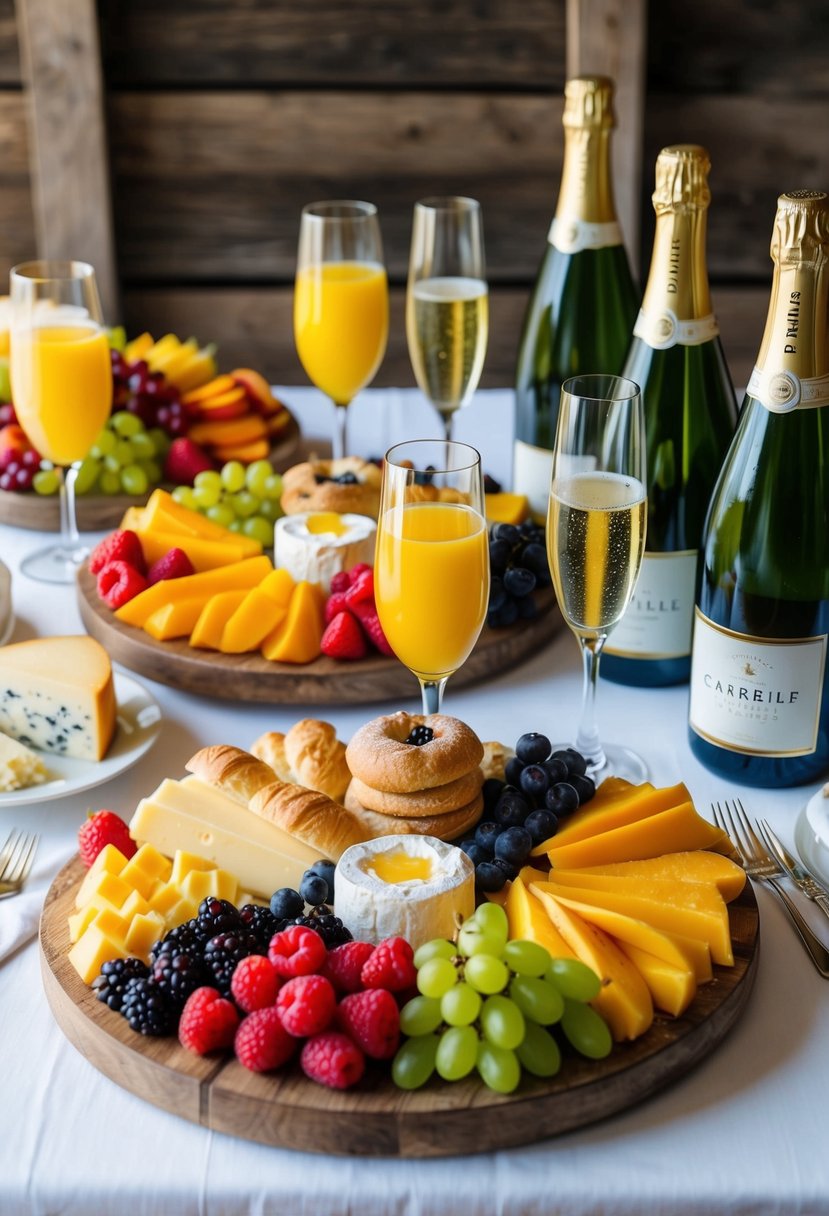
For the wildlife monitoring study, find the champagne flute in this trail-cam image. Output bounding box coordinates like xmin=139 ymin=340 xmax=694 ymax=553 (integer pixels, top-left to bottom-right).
xmin=375 ymin=439 xmax=490 ymax=714
xmin=294 ymin=200 xmax=388 ymax=460
xmin=406 ymin=197 xmax=488 ymax=440
xmin=546 ymin=374 xmax=648 ymax=782
xmin=10 ymin=261 xmax=113 ymax=584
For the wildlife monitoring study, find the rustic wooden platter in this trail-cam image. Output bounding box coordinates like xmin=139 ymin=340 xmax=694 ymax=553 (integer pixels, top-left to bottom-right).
xmin=0 ymin=415 xmax=301 ymax=533
xmin=40 ymin=856 xmax=760 ymax=1157
xmin=76 ymin=567 xmax=564 ymax=705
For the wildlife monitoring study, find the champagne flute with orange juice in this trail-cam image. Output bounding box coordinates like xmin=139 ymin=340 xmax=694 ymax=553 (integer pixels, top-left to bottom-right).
xmin=375 ymin=439 xmax=490 ymax=713
xmin=294 ymin=201 xmax=388 ymax=459
xmin=10 ymin=261 xmax=112 ymax=583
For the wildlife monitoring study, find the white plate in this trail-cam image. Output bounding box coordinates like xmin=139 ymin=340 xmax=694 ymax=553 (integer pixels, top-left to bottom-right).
xmin=0 ymin=612 xmax=12 ymax=647
xmin=0 ymin=671 xmax=162 ymax=808
xmin=794 ymin=785 xmax=829 ymax=888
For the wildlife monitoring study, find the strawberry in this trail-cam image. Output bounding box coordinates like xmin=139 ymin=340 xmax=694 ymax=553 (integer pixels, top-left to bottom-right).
xmin=320 ymin=611 xmax=368 ymax=661
xmin=360 ymin=937 xmax=417 ymax=992
xmin=324 ymin=590 xmax=350 ymax=624
xmin=97 ymin=560 xmax=148 ymax=609
xmin=78 ymin=810 xmax=136 ymax=868
xmin=351 ymin=600 xmax=395 ymax=656
xmin=234 ymin=1006 xmax=296 ymax=1073
xmin=320 ymin=941 xmax=374 ymax=994
xmin=163 ymin=437 xmax=214 ymax=486
xmin=337 ymin=989 xmax=400 ymax=1060
xmin=147 ymin=547 xmax=195 ymax=585
xmin=344 ymin=566 xmax=374 ymax=607
xmin=230 ymin=954 xmax=280 ymax=1013
xmin=88 ymin=529 xmax=146 ymax=576
xmin=179 ymin=986 xmax=240 ymax=1055
xmin=300 ymin=1031 xmax=365 ymax=1090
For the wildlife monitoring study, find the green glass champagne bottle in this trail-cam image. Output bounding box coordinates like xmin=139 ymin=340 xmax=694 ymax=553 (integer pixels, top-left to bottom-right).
xmin=513 ymin=76 xmax=638 ymax=521
xmin=603 ymin=145 xmax=737 ymax=687
xmin=689 ymin=190 xmax=829 ymax=787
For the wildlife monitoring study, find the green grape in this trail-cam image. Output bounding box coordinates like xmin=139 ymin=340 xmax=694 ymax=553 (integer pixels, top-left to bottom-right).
xmin=220 ymin=460 xmax=247 ymax=493
xmin=246 ymin=459 xmax=274 ymax=497
xmin=193 ymin=469 xmax=221 ymax=492
xmin=90 ymin=429 xmax=116 ymax=458
xmin=33 ymin=468 xmax=60 ymax=495
xmin=107 ymin=325 xmax=127 ymax=352
xmin=193 ymin=483 xmax=222 ymax=509
xmin=480 ymin=994 xmax=525 ymax=1050
xmin=391 ymin=1034 xmax=439 ymax=1091
xmin=139 ymin=458 xmax=162 ymax=485
xmin=476 ymin=1041 xmax=521 ymax=1094
xmin=233 ymin=490 xmax=260 ymax=519
xmin=259 ymin=498 xmax=283 ymax=522
xmin=440 ymin=981 xmax=481 ymax=1028
xmin=147 ymin=428 xmax=170 ymax=458
xmin=120 ymin=464 xmax=148 ymax=496
xmin=416 ymin=957 xmax=458 ymax=999
xmin=560 ymin=998 xmax=613 ymax=1060
xmin=130 ymin=433 xmax=155 ymax=461
xmin=504 ymin=939 xmax=551 ymax=978
xmin=110 ymin=410 xmax=143 ymax=437
xmin=436 ymin=1026 xmax=478 ymax=1081
xmin=464 ymin=954 xmax=509 ymax=996
xmin=517 ymin=1021 xmax=562 ymax=1078
xmin=413 ymin=939 xmax=456 ymax=969
xmin=546 ymin=958 xmax=602 ymax=1002
xmin=474 ymin=902 xmax=509 ymax=937
xmin=113 ymin=439 xmax=134 ymax=466
xmin=172 ymin=485 xmax=198 ymax=510
xmin=263 ymin=473 xmax=284 ymax=501
xmin=229 ymin=519 xmax=243 ymax=533
xmin=457 ymin=921 xmax=506 ymax=959
xmin=242 ymin=516 xmax=274 ymax=547
xmin=509 ymin=975 xmax=564 ymax=1026
xmin=74 ymin=456 xmax=100 ymax=495
xmin=206 ymin=503 xmax=235 ymax=529
xmin=98 ymin=469 xmax=122 ymax=495
xmin=399 ymin=995 xmax=442 ymax=1037
xmin=103 ymin=454 xmax=121 ymax=474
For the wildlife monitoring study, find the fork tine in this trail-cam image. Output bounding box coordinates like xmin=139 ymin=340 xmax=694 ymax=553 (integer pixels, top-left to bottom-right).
xmin=0 ymin=829 xmax=18 ymax=875
xmin=759 ymin=820 xmax=793 ymax=875
xmin=734 ymin=799 xmax=768 ymax=861
xmin=12 ymin=834 xmax=39 ymax=886
xmin=0 ymin=832 xmax=28 ymax=883
xmin=719 ymin=800 xmax=755 ymax=863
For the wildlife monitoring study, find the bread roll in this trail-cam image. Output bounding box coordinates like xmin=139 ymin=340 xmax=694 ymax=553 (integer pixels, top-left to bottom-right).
xmin=480 ymin=741 xmax=512 ymax=783
xmin=251 ymin=720 xmax=351 ymax=803
xmin=249 ymin=780 xmax=369 ymax=860
xmin=185 ymin=745 xmax=277 ymax=804
xmin=250 ymin=732 xmax=292 ymax=783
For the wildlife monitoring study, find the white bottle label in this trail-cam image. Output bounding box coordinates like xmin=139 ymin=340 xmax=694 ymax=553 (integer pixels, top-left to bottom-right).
xmin=746 ymin=366 xmax=829 ymax=413
xmin=605 ymin=550 xmax=698 ymax=659
xmin=633 ymin=309 xmax=720 ymax=350
xmin=548 ymin=218 xmax=623 ymax=254
xmin=689 ymin=610 xmax=827 ymax=756
xmin=513 ymin=440 xmax=553 ymax=521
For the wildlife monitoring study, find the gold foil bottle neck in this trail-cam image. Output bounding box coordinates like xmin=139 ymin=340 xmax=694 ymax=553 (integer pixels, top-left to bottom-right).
xmin=771 ymin=191 xmax=829 ymax=266
xmin=653 ymin=145 xmax=711 ymax=214
xmin=563 ymin=76 xmax=616 ymax=130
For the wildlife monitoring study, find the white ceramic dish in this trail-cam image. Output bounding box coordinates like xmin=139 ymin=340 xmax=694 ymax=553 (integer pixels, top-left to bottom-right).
xmin=0 ymin=671 xmax=162 ymax=808
xmin=794 ymin=785 xmax=829 ymax=888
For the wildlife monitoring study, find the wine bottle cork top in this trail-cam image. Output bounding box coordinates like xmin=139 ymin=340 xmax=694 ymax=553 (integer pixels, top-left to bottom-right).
xmin=653 ymin=145 xmax=711 ymax=213
xmin=563 ymin=76 xmax=616 ymax=130
xmin=771 ymin=191 xmax=829 ymax=262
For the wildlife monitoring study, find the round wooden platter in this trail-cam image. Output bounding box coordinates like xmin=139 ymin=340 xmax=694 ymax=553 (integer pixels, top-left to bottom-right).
xmin=0 ymin=415 xmax=301 ymax=533
xmin=76 ymin=568 xmax=564 ymax=705
xmin=40 ymin=856 xmax=760 ymax=1158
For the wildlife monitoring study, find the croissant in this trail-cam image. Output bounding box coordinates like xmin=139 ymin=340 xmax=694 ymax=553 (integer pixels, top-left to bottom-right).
xmin=185 ymin=744 xmax=276 ymax=804
xmin=251 ymin=719 xmax=351 ymax=803
xmin=249 ymin=780 xmax=368 ymax=860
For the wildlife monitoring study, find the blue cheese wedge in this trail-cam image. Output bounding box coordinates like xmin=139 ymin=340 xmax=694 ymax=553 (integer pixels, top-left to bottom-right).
xmin=274 ymin=511 xmax=376 ymax=593
xmin=0 ymin=730 xmax=48 ymax=792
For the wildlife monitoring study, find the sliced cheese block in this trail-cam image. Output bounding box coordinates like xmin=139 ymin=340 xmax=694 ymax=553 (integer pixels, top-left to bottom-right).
xmin=189 ymin=589 xmax=248 ymax=650
xmin=569 ymin=852 xmax=746 ymax=903
xmin=0 ymin=636 xmax=116 ymax=760
xmin=275 ymin=512 xmax=376 ymax=593
xmin=0 ymin=729 xmax=48 ymax=791
xmin=115 ymin=555 xmax=272 ymax=627
xmin=505 ymin=875 xmax=575 ymax=960
xmin=143 ymin=597 xmax=208 ymax=641
xmin=546 ymin=801 xmax=728 ymax=870
xmin=617 ymin=942 xmax=697 ymax=1017
xmin=533 ymin=782 xmax=691 ymax=855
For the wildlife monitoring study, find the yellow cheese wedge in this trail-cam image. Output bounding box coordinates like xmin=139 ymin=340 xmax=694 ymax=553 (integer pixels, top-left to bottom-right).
xmin=260 ymin=580 xmax=324 ymax=664
xmin=570 ymin=852 xmax=746 ymax=903
xmin=484 ymin=492 xmax=530 ymax=525
xmin=189 ymin=589 xmax=249 ymax=649
xmin=136 ymin=529 xmax=253 ymax=573
xmin=116 ymin=555 xmax=272 ymax=627
xmin=505 ymin=875 xmax=575 ymax=960
xmin=128 ymin=489 xmax=262 ymax=553
xmin=143 ymin=597 xmax=209 ymax=641
xmin=75 ymin=845 xmax=128 ymax=909
xmin=617 ymin=941 xmax=697 ymax=1017
xmin=532 ymin=782 xmax=690 ymax=856
xmin=546 ymin=801 xmax=728 ymax=870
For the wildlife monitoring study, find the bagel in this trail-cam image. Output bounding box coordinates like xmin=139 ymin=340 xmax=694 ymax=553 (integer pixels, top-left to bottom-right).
xmin=281 ymin=456 xmax=381 ymax=519
xmin=345 ymin=712 xmax=484 ymax=794
xmin=344 ymin=783 xmax=483 ymax=841
xmin=349 ymin=766 xmax=483 ymax=818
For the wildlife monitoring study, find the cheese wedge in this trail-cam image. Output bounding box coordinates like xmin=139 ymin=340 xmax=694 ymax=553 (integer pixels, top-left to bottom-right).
xmin=115 ymin=555 xmax=272 ymax=627
xmin=545 ymin=801 xmax=728 ymax=870
xmin=127 ymin=489 xmax=261 ymax=552
xmin=505 ymin=875 xmax=576 ymax=961
xmin=533 ymin=782 xmax=691 ymax=855
xmin=617 ymin=942 xmax=697 ymax=1017
xmin=567 ymin=852 xmax=746 ymax=903
xmin=0 ymin=730 xmax=48 ymax=791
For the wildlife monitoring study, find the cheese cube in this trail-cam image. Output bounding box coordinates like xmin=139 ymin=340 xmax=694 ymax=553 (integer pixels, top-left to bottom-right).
xmin=127 ymin=843 xmax=173 ymax=883
xmin=170 ymin=850 xmax=216 ymax=886
xmin=179 ymin=867 xmax=238 ymax=906
xmin=75 ymin=845 xmax=128 ymax=909
xmin=68 ymin=919 xmax=129 ymax=984
xmin=125 ymin=911 xmax=167 ymax=961
xmin=119 ymin=890 xmax=152 ymax=921
xmin=68 ymin=904 xmax=99 ymax=944
xmin=148 ymin=883 xmax=182 ymax=918
xmin=80 ymin=871 xmax=133 ymax=911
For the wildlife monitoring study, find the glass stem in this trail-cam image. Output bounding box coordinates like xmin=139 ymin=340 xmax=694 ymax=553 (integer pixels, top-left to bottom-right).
xmin=575 ymin=635 xmax=607 ymax=771
xmin=332 ymin=402 xmax=348 ymax=460
xmin=419 ymin=677 xmax=449 ymax=716
xmin=59 ymin=464 xmax=83 ymax=557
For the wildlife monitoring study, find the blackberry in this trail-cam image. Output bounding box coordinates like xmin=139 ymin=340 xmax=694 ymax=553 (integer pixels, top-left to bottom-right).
xmin=195 ymin=898 xmax=243 ymax=943
xmin=151 ymin=950 xmax=208 ymax=1013
xmin=290 ymin=911 xmax=352 ymax=949
xmin=203 ymin=930 xmax=260 ymax=995
xmin=92 ymin=957 xmax=149 ymax=1013
xmin=150 ymin=918 xmax=201 ymax=962
xmin=121 ymin=976 xmax=173 ymax=1036
xmin=483 ymin=473 xmax=502 ymax=494
xmin=238 ymin=903 xmax=281 ymax=952
xmin=405 ymin=725 xmax=434 ymax=746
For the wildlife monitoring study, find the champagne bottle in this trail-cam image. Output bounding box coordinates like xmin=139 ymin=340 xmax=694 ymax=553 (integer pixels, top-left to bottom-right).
xmin=688 ymin=190 xmax=829 ymax=787
xmin=513 ymin=75 xmax=638 ymax=520
xmin=603 ymin=146 xmax=737 ymax=687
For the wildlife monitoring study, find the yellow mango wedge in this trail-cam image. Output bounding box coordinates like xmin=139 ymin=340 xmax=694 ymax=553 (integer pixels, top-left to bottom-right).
xmin=505 ymin=876 xmax=575 ymax=960
xmin=545 ymin=801 xmax=728 ymax=870
xmin=143 ymin=597 xmax=208 ymax=641
xmin=566 ymin=852 xmax=746 ymax=903
xmin=260 ymin=581 xmax=324 ymax=664
xmin=617 ymin=942 xmax=697 ymax=1018
xmin=116 ymin=555 xmax=273 ymax=628
xmin=532 ymin=781 xmax=690 ymax=856
xmin=189 ymin=589 xmax=249 ymax=650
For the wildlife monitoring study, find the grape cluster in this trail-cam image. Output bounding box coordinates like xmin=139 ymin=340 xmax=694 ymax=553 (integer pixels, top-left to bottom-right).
xmin=172 ymin=460 xmax=284 ymax=548
xmin=111 ymin=349 xmax=188 ymax=437
xmin=393 ymin=902 xmax=612 ymax=1093
xmin=459 ymin=733 xmax=595 ymax=894
xmin=0 ymin=446 xmax=41 ymax=492
xmin=488 ymin=521 xmax=551 ymax=628
xmin=31 ymin=411 xmax=169 ymax=498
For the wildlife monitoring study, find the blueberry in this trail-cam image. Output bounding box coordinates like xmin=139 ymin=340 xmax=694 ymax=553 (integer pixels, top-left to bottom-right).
xmin=570 ymin=773 xmax=596 ymax=805
xmin=270 ymin=887 xmax=304 ymax=919
xmin=516 ymin=732 xmax=552 ymax=765
xmin=545 ymin=782 xmax=581 ymax=816
xmin=563 ymin=748 xmax=588 ymax=777
xmin=503 ymin=566 xmax=537 ymax=598
xmin=474 ymin=821 xmax=501 ymax=853
xmin=519 ymin=764 xmax=549 ymax=802
xmin=488 ymin=598 xmax=519 ymax=628
xmin=521 ymin=543 xmax=549 ymax=577
xmin=482 ymin=777 xmax=505 ymax=812
xmin=525 ymin=808 xmax=558 ymax=845
xmin=307 ymin=859 xmax=336 ymax=894
xmin=300 ymin=873 xmax=330 ymax=907
xmin=493 ymin=790 xmax=530 ymax=828
xmin=489 ymin=540 xmax=511 ymax=575
xmin=543 ymin=757 xmax=569 ymax=784
xmin=488 ymin=576 xmax=507 ymax=612
xmin=494 ymin=826 xmax=533 ymax=866
xmin=504 ymin=755 xmax=525 ymax=786
xmin=475 ymin=861 xmax=508 ymax=893
xmin=493 ymin=858 xmax=517 ymax=880
xmin=492 ymin=523 xmax=521 ymax=545
xmin=459 ymin=840 xmax=490 ymax=866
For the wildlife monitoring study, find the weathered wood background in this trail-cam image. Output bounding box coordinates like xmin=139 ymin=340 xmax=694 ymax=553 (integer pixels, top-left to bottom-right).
xmin=1 ymin=0 xmax=828 ymax=388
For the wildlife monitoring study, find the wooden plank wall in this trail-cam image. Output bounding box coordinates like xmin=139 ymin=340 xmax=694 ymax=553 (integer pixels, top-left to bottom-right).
xmin=1 ymin=0 xmax=828 ymax=389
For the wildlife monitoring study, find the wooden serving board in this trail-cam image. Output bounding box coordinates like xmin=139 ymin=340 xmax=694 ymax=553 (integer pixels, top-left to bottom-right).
xmin=76 ymin=568 xmax=564 ymax=705
xmin=0 ymin=415 xmax=301 ymax=533
xmin=40 ymin=857 xmax=760 ymax=1158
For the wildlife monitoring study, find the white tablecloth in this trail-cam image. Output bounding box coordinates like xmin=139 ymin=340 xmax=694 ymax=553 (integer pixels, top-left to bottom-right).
xmin=1 ymin=388 xmax=828 ymax=1216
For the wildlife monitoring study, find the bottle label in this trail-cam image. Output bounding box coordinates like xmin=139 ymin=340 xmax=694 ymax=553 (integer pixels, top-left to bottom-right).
xmin=513 ymin=440 xmax=553 ymax=521
xmin=604 ymin=550 xmax=698 ymax=659
xmin=746 ymin=366 xmax=829 ymax=413
xmin=689 ymin=610 xmax=827 ymax=756
xmin=548 ymin=218 xmax=623 ymax=254
xmin=633 ymin=309 xmax=719 ymax=350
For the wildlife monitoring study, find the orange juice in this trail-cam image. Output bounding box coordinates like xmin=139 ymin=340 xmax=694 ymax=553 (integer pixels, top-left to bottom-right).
xmin=11 ymin=324 xmax=112 ymax=464
xmin=294 ymin=261 xmax=388 ymax=405
xmin=375 ymin=502 xmax=489 ymax=681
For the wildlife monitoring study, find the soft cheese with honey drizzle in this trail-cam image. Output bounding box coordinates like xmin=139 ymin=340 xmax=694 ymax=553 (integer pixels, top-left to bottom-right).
xmin=274 ymin=511 xmax=376 ymax=591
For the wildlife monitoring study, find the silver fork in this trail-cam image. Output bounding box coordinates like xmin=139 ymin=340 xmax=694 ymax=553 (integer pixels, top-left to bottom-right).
xmin=712 ymin=800 xmax=829 ymax=979
xmin=758 ymin=819 xmax=829 ymax=922
xmin=0 ymin=830 xmax=40 ymax=899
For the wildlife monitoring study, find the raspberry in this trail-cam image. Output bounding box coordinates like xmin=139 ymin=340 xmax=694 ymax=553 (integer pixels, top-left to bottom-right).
xmin=344 ymin=566 xmax=374 ymax=607
xmin=360 ymin=937 xmax=417 ymax=992
xmin=300 ymin=1031 xmax=365 ymax=1090
xmin=338 ymin=988 xmax=400 ymax=1060
xmin=179 ymin=986 xmax=240 ymax=1055
xmin=147 ymin=546 xmax=195 ymax=586
xmin=88 ymin=528 xmax=146 ymax=576
xmin=328 ymin=571 xmax=351 ymax=596
xmin=348 ymin=563 xmax=372 ymax=584
xmin=268 ymin=924 xmax=327 ymax=978
xmin=78 ymin=810 xmax=136 ymax=868
xmin=351 ymin=600 xmax=394 ymax=656
xmin=320 ymin=941 xmax=374 ymax=994
xmin=320 ymin=610 xmax=368 ymax=661
xmin=276 ymin=974 xmax=336 ymax=1037
xmin=324 ymin=590 xmax=350 ymax=624
xmin=234 ymin=1006 xmax=296 ymax=1073
xmin=163 ymin=436 xmax=215 ymax=485
xmin=97 ymin=560 xmax=148 ymax=609
xmin=230 ymin=954 xmax=280 ymax=1013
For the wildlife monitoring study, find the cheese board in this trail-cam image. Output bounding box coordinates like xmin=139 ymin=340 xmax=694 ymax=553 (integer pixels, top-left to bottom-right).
xmin=40 ymin=855 xmax=759 ymax=1157
xmin=76 ymin=568 xmax=564 ymax=704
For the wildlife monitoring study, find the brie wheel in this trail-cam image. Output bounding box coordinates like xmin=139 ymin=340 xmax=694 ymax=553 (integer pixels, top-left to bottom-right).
xmin=274 ymin=512 xmax=376 ymax=593
xmin=334 ymin=834 xmax=474 ymax=948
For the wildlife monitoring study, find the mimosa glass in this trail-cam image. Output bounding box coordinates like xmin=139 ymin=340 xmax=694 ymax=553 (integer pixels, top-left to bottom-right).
xmin=10 ymin=261 xmax=112 ymax=584
xmin=375 ymin=439 xmax=490 ymax=714
xmin=406 ymin=196 xmax=488 ymax=440
xmin=546 ymin=374 xmax=649 ymax=782
xmin=294 ymin=200 xmax=388 ymax=459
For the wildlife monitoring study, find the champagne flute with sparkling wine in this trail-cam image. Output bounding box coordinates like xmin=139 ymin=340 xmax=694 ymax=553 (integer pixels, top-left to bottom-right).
xmin=406 ymin=197 xmax=488 ymax=439
xmin=546 ymin=375 xmax=648 ymax=783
